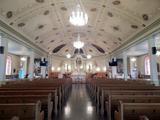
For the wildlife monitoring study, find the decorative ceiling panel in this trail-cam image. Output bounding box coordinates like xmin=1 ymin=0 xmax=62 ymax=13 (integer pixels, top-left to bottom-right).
xmin=0 ymin=0 xmax=160 ymax=57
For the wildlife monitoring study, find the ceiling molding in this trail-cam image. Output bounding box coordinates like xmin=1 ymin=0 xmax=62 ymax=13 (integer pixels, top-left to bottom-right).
xmin=111 ymin=17 xmax=160 ymax=57
xmin=0 ymin=18 xmax=47 ymax=56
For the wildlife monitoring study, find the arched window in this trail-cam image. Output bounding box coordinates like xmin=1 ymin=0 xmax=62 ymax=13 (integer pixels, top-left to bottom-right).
xmin=145 ymin=56 xmax=150 ymax=75
xmin=6 ymin=56 xmax=12 ymax=75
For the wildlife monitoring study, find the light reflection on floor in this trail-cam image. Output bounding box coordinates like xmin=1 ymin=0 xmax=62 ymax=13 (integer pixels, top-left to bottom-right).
xmin=54 ymin=84 xmax=106 ymax=120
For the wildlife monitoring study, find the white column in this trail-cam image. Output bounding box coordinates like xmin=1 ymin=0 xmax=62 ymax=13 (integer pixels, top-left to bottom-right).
xmin=28 ymin=51 xmax=34 ymax=79
xmin=48 ymin=55 xmax=52 ymax=74
xmin=41 ymin=57 xmax=47 ymax=78
xmin=20 ymin=56 xmax=28 ymax=77
xmin=148 ymin=35 xmax=159 ymax=85
xmin=111 ymin=66 xmax=117 ymax=78
xmin=123 ymin=52 xmax=128 ymax=80
xmin=0 ymin=34 xmax=8 ymax=81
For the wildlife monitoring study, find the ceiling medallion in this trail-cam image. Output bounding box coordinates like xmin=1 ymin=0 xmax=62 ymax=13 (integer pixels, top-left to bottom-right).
xmin=40 ymin=40 xmax=43 ymax=43
xmin=98 ymin=33 xmax=102 ymax=36
xmin=61 ymin=7 xmax=67 ymax=11
xmin=36 ymin=0 xmax=44 ymax=3
xmin=51 ymin=3 xmax=55 ymax=6
xmin=69 ymin=4 xmax=88 ymax=26
xmin=38 ymin=25 xmax=44 ymax=29
xmin=90 ymin=8 xmax=97 ymax=12
xmin=17 ymin=23 xmax=25 ymax=27
xmin=112 ymin=0 xmax=121 ymax=5
xmin=142 ymin=14 xmax=149 ymax=21
xmin=100 ymin=29 xmax=105 ymax=32
xmin=118 ymin=37 xmax=122 ymax=41
xmin=114 ymin=42 xmax=117 ymax=44
xmin=142 ymin=24 xmax=146 ymax=27
xmin=35 ymin=36 xmax=39 ymax=40
xmin=102 ymin=5 xmax=106 ymax=8
xmin=65 ymin=49 xmax=69 ymax=52
xmin=9 ymin=22 xmax=14 ymax=25
xmin=52 ymin=27 xmax=58 ymax=31
xmin=44 ymin=10 xmax=49 ymax=15
xmin=113 ymin=26 xmax=119 ymax=31
xmin=89 ymin=49 xmax=93 ymax=52
xmin=73 ymin=34 xmax=84 ymax=49
xmin=6 ymin=11 xmax=13 ymax=18
xmin=108 ymin=12 xmax=113 ymax=17
xmin=103 ymin=41 xmax=107 ymax=44
xmin=50 ymin=40 xmax=55 ymax=43
xmin=131 ymin=25 xmax=138 ymax=29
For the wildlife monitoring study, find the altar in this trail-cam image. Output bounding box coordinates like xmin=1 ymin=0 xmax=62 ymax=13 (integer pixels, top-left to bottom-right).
xmin=71 ymin=71 xmax=86 ymax=83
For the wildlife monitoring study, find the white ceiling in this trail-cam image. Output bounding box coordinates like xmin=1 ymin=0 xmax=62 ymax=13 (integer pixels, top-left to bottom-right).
xmin=0 ymin=0 xmax=160 ymax=57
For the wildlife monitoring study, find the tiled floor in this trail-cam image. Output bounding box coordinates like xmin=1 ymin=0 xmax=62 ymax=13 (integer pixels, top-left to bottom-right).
xmin=54 ymin=84 xmax=106 ymax=120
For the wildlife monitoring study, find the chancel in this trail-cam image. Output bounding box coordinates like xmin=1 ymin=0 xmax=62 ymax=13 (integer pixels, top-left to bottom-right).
xmin=0 ymin=0 xmax=160 ymax=120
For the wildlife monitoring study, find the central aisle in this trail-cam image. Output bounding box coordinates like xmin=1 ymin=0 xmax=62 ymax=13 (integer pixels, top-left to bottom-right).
xmin=56 ymin=84 xmax=105 ymax=120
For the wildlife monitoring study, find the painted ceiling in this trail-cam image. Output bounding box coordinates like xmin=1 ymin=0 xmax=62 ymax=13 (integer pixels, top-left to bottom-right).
xmin=0 ymin=0 xmax=160 ymax=57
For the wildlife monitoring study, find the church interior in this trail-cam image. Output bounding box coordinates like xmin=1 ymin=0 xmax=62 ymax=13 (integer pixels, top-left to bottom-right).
xmin=0 ymin=0 xmax=160 ymax=120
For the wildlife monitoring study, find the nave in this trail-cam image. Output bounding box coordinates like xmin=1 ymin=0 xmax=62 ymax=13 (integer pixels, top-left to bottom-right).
xmin=55 ymin=84 xmax=105 ymax=120
xmin=0 ymin=0 xmax=160 ymax=120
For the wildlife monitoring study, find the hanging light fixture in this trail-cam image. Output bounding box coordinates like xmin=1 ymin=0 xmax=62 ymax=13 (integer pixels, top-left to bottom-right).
xmin=73 ymin=34 xmax=84 ymax=49
xmin=69 ymin=4 xmax=88 ymax=26
xmin=156 ymin=51 xmax=160 ymax=56
xmin=87 ymin=55 xmax=92 ymax=59
xmin=21 ymin=57 xmax=27 ymax=61
xmin=66 ymin=54 xmax=71 ymax=58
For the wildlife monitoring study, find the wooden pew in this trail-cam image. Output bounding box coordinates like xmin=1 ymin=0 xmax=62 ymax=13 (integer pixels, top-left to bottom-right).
xmin=0 ymin=78 xmax=72 ymax=120
xmin=0 ymin=101 xmax=43 ymax=120
xmin=2 ymin=78 xmax=72 ymax=107
xmin=105 ymin=94 xmax=160 ymax=120
xmin=0 ymin=87 xmax=61 ymax=110
xmin=99 ymin=88 xmax=160 ymax=115
xmin=86 ymin=79 xmax=160 ymax=115
xmin=0 ymin=89 xmax=58 ymax=115
xmin=0 ymin=94 xmax=53 ymax=120
xmin=115 ymin=101 xmax=160 ymax=120
xmin=86 ymin=79 xmax=155 ymax=102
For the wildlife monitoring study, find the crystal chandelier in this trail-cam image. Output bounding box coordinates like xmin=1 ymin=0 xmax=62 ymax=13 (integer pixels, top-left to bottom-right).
xmin=87 ymin=55 xmax=92 ymax=59
xmin=69 ymin=4 xmax=88 ymax=26
xmin=66 ymin=54 xmax=71 ymax=58
xmin=73 ymin=34 xmax=84 ymax=49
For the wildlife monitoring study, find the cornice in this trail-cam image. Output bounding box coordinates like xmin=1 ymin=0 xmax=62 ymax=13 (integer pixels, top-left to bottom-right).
xmin=111 ymin=17 xmax=160 ymax=57
xmin=0 ymin=19 xmax=47 ymax=56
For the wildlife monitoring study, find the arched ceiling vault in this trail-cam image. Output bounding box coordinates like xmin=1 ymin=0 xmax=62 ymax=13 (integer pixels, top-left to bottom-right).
xmin=0 ymin=0 xmax=160 ymax=57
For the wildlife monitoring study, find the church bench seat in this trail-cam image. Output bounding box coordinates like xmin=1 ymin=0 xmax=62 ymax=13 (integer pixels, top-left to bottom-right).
xmin=98 ymin=89 xmax=160 ymax=115
xmin=0 ymin=94 xmax=54 ymax=120
xmin=0 ymin=78 xmax=72 ymax=119
xmin=105 ymin=95 xmax=160 ymax=120
xmin=114 ymin=101 xmax=160 ymax=120
xmin=86 ymin=78 xmax=160 ymax=118
xmin=0 ymin=101 xmax=43 ymax=120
